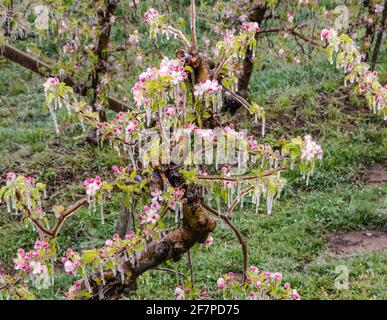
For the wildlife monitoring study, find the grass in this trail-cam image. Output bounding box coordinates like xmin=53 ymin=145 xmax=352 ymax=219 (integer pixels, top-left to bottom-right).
xmin=0 ymin=47 xmax=386 ymax=300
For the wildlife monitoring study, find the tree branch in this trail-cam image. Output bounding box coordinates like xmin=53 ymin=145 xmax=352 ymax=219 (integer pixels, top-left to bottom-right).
xmin=1 ymin=44 xmax=130 ymax=112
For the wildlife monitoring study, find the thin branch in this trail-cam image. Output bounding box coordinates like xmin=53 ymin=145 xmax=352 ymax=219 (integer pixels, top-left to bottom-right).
xmin=227 ymin=185 xmax=254 ymax=216
xmin=222 ymin=86 xmax=252 ymax=112
xmin=1 ymin=44 xmax=131 ymax=112
xmin=197 ymin=167 xmax=285 ymax=183
xmin=190 ymin=0 xmax=197 ymax=49
xmin=200 ymin=202 xmax=248 ymax=281
xmin=51 ymin=198 xmax=88 ymax=237
xmin=153 ymin=267 xmax=187 ymax=279
xmin=166 ymin=26 xmax=191 ymax=51
xmin=187 ymin=250 xmax=194 ymax=288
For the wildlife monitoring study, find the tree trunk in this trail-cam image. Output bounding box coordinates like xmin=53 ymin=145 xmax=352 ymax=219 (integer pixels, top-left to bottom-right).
xmin=88 ymin=190 xmax=216 ymax=300
xmin=88 ymin=0 xmax=118 ymax=122
xmin=223 ymin=4 xmax=267 ymax=114
xmin=370 ymin=0 xmax=387 ymax=71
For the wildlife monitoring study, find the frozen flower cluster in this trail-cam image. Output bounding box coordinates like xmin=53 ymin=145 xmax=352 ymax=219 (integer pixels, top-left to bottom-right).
xmin=131 ymin=57 xmax=188 ymax=107
xmin=323 ymin=28 xmax=386 ymax=117
xmin=13 ymin=241 xmax=52 ymax=289
xmin=1 ymin=173 xmax=46 ymax=215
xmin=140 ymin=200 xmax=161 ymax=224
xmin=216 ymin=266 xmax=301 ymax=300
xmin=300 ymin=135 xmax=323 ymax=161
xmin=43 ymin=77 xmax=60 ymax=92
xmin=62 ymin=248 xmax=81 ymax=275
xmin=194 ymin=80 xmax=222 ymax=97
xmin=240 ymin=22 xmax=260 ymax=35
xmin=144 ymin=8 xmax=160 ymax=24
xmin=83 ymin=176 xmax=102 ymax=198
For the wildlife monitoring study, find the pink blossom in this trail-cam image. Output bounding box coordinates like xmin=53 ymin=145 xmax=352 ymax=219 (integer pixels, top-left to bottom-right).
xmin=165 ymin=107 xmax=176 ymax=117
xmin=249 ymin=265 xmax=259 ymax=274
xmin=320 ymin=28 xmax=330 ymax=40
xmin=217 ymin=277 xmax=225 ymax=289
xmin=144 ymin=8 xmax=160 ymax=23
xmin=6 ymin=172 xmax=16 ymax=181
xmin=241 ymin=22 xmax=260 ymax=34
xmin=205 ymin=236 xmax=213 ymax=246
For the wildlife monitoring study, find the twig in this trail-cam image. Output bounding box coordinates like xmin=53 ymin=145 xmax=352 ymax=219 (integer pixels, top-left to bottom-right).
xmin=200 ymin=202 xmax=248 ymax=281
xmin=187 ymin=250 xmax=194 ymax=288
xmin=190 ymin=0 xmax=197 ymax=50
xmin=227 ymin=185 xmax=254 ymax=216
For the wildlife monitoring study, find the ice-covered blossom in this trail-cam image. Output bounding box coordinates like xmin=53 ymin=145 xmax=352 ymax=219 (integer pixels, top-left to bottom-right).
xmin=175 ymin=287 xmax=185 ymax=300
xmin=300 ymin=135 xmax=323 ymax=161
xmin=217 ymin=267 xmax=300 ymax=300
xmin=323 ymin=28 xmax=386 ymax=117
xmin=205 ymin=236 xmax=213 ymax=247
xmin=194 ymin=80 xmax=222 ymax=96
xmin=125 ymin=119 xmax=139 ymax=134
xmin=5 ymin=172 xmax=16 ymax=182
xmin=139 ymin=200 xmax=161 ymax=224
xmin=131 ymin=58 xmax=187 ymax=107
xmin=241 ymin=22 xmax=260 ymax=34
xmin=13 ymin=242 xmax=53 ymax=289
xmin=217 ymin=277 xmax=226 ymax=289
xmin=144 ymin=8 xmax=160 ymax=23
xmin=43 ymin=77 xmax=60 ymax=92
xmin=83 ymin=176 xmax=102 ymax=198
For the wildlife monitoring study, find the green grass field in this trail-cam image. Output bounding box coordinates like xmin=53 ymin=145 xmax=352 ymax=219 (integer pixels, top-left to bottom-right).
xmin=0 ymin=51 xmax=386 ymax=299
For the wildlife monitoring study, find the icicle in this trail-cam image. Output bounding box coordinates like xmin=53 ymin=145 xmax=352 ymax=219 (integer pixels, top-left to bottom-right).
xmin=261 ymin=117 xmax=266 ymax=137
xmin=128 ymin=146 xmax=137 ymax=169
xmin=117 ymin=260 xmax=125 ymax=284
xmin=5 ymin=197 xmax=11 ymax=213
xmin=11 ymin=195 xmax=16 ymax=210
xmin=290 ymin=158 xmax=295 ymax=170
xmin=216 ymin=197 xmax=221 ymax=214
xmin=51 ymin=257 xmax=55 ymax=286
xmin=98 ymin=284 xmax=104 ymax=300
xmin=174 ymin=206 xmax=179 ymax=224
xmin=48 ymin=104 xmax=60 ymax=134
xmin=217 ymin=91 xmax=222 ymax=112
xmin=146 ymin=108 xmax=151 ymax=127
xmin=26 ymin=191 xmax=32 ymax=209
xmin=80 ymin=121 xmax=86 ymax=132
xmin=255 ymin=190 xmax=261 ymax=214
xmin=99 ymin=196 xmax=105 ymax=225
xmin=84 ymin=276 xmax=92 ymax=293
xmin=266 ymin=191 xmax=274 ymax=216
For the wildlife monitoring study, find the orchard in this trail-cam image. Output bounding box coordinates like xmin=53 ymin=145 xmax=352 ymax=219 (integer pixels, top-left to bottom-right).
xmin=0 ymin=0 xmax=385 ymax=301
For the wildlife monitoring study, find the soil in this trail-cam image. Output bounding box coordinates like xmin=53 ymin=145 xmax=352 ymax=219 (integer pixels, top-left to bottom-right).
xmin=328 ymin=230 xmax=387 ymax=255
xmin=367 ymin=163 xmax=387 ymax=186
